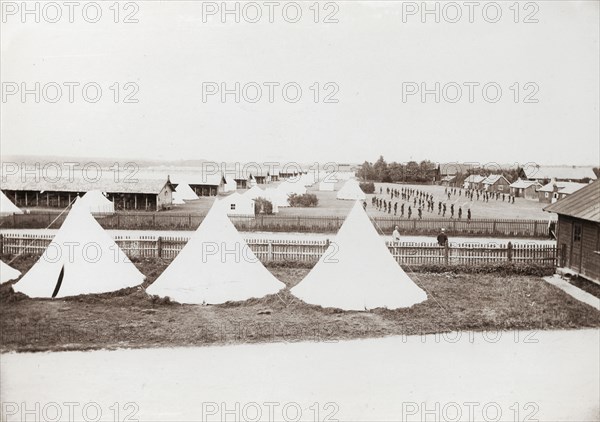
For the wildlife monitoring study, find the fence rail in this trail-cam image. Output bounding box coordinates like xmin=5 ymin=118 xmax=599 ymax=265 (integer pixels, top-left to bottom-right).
xmin=0 ymin=234 xmax=557 ymax=267
xmin=0 ymin=212 xmax=554 ymax=238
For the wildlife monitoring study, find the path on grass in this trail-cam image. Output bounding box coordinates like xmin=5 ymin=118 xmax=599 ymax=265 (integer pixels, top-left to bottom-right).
xmin=0 ymin=228 xmax=556 ymax=247
xmin=1 ymin=329 xmax=597 ymax=421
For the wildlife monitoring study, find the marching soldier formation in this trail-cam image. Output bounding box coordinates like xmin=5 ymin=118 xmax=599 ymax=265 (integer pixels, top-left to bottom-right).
xmin=370 ymin=185 xmax=516 ymax=221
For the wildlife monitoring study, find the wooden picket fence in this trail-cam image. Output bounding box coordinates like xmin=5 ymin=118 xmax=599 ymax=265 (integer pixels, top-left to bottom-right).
xmin=0 ymin=233 xmax=557 ymax=267
xmin=0 ymin=212 xmax=554 ymax=238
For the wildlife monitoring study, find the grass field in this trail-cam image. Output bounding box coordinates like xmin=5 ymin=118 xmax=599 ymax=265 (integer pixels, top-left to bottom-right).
xmin=167 ymin=181 xmax=550 ymax=220
xmin=1 ymin=256 xmax=598 ymax=353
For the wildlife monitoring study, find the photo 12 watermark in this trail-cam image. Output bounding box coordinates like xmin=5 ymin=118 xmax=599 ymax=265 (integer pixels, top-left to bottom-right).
xmin=1 ymin=82 xmax=140 ymax=104
xmin=399 ymin=1 xmax=540 ymax=24
xmin=1 ymin=1 xmax=140 ymax=24
xmin=199 ymin=1 xmax=340 ymax=24
xmin=1 ymin=401 xmax=140 ymax=422
xmin=200 ymin=401 xmax=340 ymax=422
xmin=401 ymin=82 xmax=540 ymax=104
xmin=201 ymin=82 xmax=340 ymax=104
xmin=401 ymin=401 xmax=540 ymax=422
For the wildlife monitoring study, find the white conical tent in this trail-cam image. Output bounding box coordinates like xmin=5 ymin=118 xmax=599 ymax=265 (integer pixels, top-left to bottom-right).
xmin=77 ymin=191 xmax=115 ymax=214
xmin=319 ymin=180 xmax=336 ymax=191
xmin=223 ymin=175 xmax=237 ymax=192
xmin=0 ymin=191 xmax=23 ymax=216
xmin=146 ymin=200 xmax=284 ymax=304
xmin=12 ymin=201 xmax=145 ymax=298
xmin=278 ymin=181 xmax=306 ymax=195
xmin=173 ymin=183 xmax=199 ymax=204
xmin=221 ymin=192 xmax=255 ymax=216
xmin=336 ymin=179 xmax=366 ymax=200
xmin=244 ymin=185 xmax=265 ymax=200
xmin=291 ymin=201 xmax=427 ymax=310
xmin=264 ymin=188 xmax=289 ymax=208
xmin=299 ymin=173 xmax=317 ymax=186
xmin=1 ymin=260 xmax=21 ymax=283
xmin=245 ymin=186 xmax=278 ymax=213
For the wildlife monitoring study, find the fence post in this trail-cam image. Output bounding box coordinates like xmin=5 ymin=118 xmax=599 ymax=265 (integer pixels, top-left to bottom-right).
xmin=268 ymin=241 xmax=273 ymax=262
xmin=157 ymin=236 xmax=163 ymax=258
xmin=492 ymin=220 xmax=497 ymax=235
xmin=0 ymin=234 xmax=3 ymax=255
xmin=507 ymin=241 xmax=513 ymax=262
xmin=117 ymin=213 xmax=120 ymax=230
xmin=533 ymin=220 xmax=538 ymax=236
xmin=444 ymin=243 xmax=449 ymax=265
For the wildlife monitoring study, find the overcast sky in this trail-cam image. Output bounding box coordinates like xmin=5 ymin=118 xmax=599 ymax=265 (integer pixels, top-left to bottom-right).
xmin=1 ymin=0 xmax=598 ymax=166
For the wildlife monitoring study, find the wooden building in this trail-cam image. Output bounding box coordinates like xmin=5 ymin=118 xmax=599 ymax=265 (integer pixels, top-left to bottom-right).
xmin=463 ymin=175 xmax=485 ymax=190
xmin=481 ymin=174 xmax=510 ymax=193
xmin=509 ymin=179 xmax=542 ymax=200
xmin=440 ymin=175 xmax=456 ymax=186
xmin=1 ymin=177 xmax=174 ymax=211
xmin=537 ymin=181 xmax=587 ymax=204
xmin=184 ymin=174 xmax=223 ymax=197
xmin=545 ymin=181 xmax=600 ymax=284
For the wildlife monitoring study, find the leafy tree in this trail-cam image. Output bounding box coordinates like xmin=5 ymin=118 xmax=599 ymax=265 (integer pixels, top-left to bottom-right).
xmin=254 ymin=197 xmax=274 ymax=214
xmin=359 ymin=182 xmax=375 ymax=194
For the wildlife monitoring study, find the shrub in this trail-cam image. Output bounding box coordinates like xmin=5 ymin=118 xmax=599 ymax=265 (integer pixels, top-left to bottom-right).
xmin=288 ymin=193 xmax=318 ymax=207
xmin=409 ymin=262 xmax=554 ymax=277
xmin=359 ymin=182 xmax=375 ymax=194
xmin=254 ymin=197 xmax=274 ymax=214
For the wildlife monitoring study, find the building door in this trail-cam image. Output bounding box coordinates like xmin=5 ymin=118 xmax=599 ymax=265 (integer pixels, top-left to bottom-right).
xmin=571 ymin=223 xmax=583 ymax=272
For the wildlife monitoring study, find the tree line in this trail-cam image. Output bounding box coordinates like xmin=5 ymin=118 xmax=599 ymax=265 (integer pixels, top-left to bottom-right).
xmin=357 ymin=156 xmax=522 ymax=185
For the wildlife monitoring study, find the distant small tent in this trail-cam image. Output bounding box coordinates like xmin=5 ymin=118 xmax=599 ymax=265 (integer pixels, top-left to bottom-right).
xmin=221 ymin=192 xmax=255 ymax=216
xmin=264 ymin=188 xmax=289 ymax=208
xmin=244 ymin=186 xmax=265 ymax=200
xmin=13 ymin=200 xmax=145 ymax=298
xmin=319 ymin=180 xmax=336 ymax=191
xmin=0 ymin=260 xmax=21 ymax=283
xmin=245 ymin=186 xmax=278 ymax=213
xmin=278 ymin=181 xmax=306 ymax=196
xmin=223 ymin=175 xmax=237 ymax=192
xmin=0 ymin=191 xmax=23 ymax=216
xmin=172 ymin=183 xmax=199 ymax=204
xmin=77 ymin=191 xmax=115 ymax=214
xmin=299 ymin=173 xmax=317 ymax=187
xmin=291 ymin=201 xmax=427 ymax=310
xmin=146 ymin=200 xmax=284 ymax=304
xmin=336 ymin=179 xmax=366 ymax=201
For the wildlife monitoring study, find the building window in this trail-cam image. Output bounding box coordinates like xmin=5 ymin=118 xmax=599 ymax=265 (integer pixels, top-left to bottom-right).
xmin=573 ymin=224 xmax=582 ymax=242
xmin=230 ymin=204 xmax=236 ymax=210
xmin=498 ymin=185 xmax=503 ymax=191
xmin=545 ymin=192 xmax=549 ymax=198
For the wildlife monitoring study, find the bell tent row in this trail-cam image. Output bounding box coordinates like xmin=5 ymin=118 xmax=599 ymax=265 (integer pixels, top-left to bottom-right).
xmin=6 ymin=198 xmax=427 ymax=311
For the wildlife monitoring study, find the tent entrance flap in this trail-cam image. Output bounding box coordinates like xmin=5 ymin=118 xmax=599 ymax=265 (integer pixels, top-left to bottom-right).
xmin=51 ymin=265 xmax=65 ymax=298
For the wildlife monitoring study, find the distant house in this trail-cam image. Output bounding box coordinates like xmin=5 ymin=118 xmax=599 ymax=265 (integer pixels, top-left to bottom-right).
xmin=270 ymin=169 xmax=280 ymax=182
xmin=463 ymin=175 xmax=486 ymax=190
xmin=509 ymin=179 xmax=542 ymax=200
xmin=481 ymin=174 xmax=510 ymax=193
xmin=438 ymin=163 xmax=478 ymax=181
xmin=226 ymin=168 xmax=270 ymax=189
xmin=440 ymin=175 xmax=456 ymax=186
xmin=523 ymin=165 xmax=597 ymax=183
xmin=181 ymin=173 xmax=223 ymax=197
xmin=544 ymin=180 xmax=600 ymax=284
xmin=537 ymin=181 xmax=588 ymax=204
xmin=1 ymin=176 xmax=174 ymax=211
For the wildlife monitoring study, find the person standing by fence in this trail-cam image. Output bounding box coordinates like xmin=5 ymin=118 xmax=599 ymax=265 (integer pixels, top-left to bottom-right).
xmin=437 ymin=228 xmax=448 ymax=246
xmin=392 ymin=225 xmax=401 ymax=242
